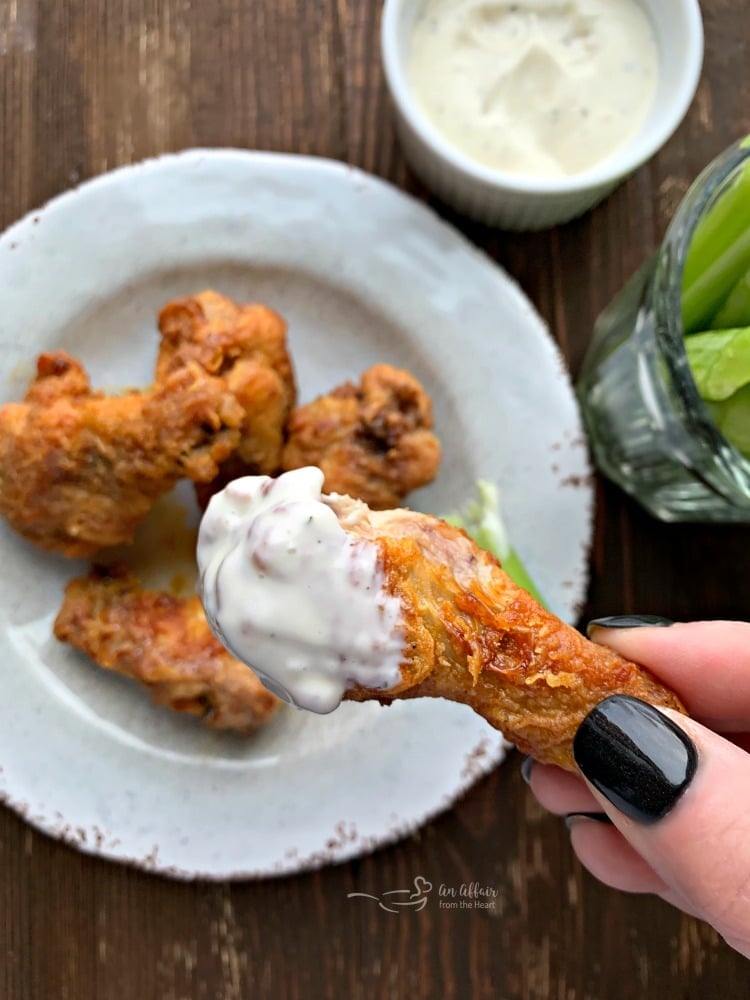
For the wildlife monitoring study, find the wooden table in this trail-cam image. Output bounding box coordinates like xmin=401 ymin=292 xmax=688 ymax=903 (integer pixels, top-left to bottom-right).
xmin=1 ymin=1 xmax=748 ymax=997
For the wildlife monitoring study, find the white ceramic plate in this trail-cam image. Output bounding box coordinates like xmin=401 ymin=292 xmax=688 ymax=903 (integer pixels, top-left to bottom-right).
xmin=0 ymin=151 xmax=592 ymax=879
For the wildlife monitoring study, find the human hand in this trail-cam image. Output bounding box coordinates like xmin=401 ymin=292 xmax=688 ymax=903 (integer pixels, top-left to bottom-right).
xmin=523 ymin=618 xmax=750 ymax=959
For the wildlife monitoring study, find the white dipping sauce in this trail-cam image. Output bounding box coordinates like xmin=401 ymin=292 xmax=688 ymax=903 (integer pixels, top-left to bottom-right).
xmin=197 ymin=467 xmax=405 ymax=713
xmin=408 ymin=0 xmax=660 ymax=177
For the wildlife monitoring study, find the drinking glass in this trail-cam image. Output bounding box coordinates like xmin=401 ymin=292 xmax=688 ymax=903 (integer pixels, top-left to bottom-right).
xmin=577 ymin=139 xmax=750 ymax=521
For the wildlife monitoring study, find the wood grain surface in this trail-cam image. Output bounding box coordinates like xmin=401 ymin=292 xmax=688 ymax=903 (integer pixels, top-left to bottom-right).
xmin=1 ymin=1 xmax=749 ymax=997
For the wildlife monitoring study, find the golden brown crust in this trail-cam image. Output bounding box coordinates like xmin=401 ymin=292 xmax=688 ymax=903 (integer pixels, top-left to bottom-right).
xmin=342 ymin=509 xmax=684 ymax=771
xmin=157 ymin=290 xmax=296 ymax=475
xmin=282 ymin=364 xmax=441 ymax=509
xmin=0 ymin=352 xmax=244 ymax=556
xmin=54 ymin=564 xmax=280 ymax=732
xmin=0 ymin=291 xmax=296 ymax=557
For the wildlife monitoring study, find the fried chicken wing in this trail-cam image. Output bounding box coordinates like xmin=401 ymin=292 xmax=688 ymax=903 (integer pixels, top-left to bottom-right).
xmin=158 ymin=291 xmax=295 ymax=475
xmin=197 ymin=471 xmax=684 ymax=770
xmin=282 ymin=364 xmax=441 ymax=508
xmin=342 ymin=501 xmax=686 ymax=770
xmin=54 ymin=565 xmax=279 ymax=732
xmin=0 ymin=352 xmax=245 ymax=557
xmin=194 ymin=363 xmax=442 ymax=511
xmin=0 ymin=292 xmax=296 ymax=557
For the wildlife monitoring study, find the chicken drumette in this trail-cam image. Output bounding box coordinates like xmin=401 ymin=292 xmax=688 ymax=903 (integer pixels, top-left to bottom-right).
xmin=282 ymin=364 xmax=441 ymax=509
xmin=198 ymin=473 xmax=686 ymax=768
xmin=339 ymin=499 xmax=686 ymax=770
xmin=157 ymin=290 xmax=295 ymax=475
xmin=54 ymin=564 xmax=280 ymax=732
xmin=0 ymin=352 xmax=245 ymax=557
xmin=0 ymin=291 xmax=295 ymax=557
xmin=194 ymin=363 xmax=442 ymax=511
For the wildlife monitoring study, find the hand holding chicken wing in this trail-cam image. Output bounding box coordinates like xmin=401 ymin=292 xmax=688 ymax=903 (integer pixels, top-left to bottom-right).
xmin=197 ymin=469 xmax=684 ymax=770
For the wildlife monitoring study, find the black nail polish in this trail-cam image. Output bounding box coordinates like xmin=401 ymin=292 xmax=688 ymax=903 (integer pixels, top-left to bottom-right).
xmin=573 ymin=696 xmax=697 ymax=825
xmin=564 ymin=811 xmax=613 ymax=831
xmin=586 ymin=615 xmax=673 ymax=635
xmin=520 ymin=756 xmax=534 ymax=786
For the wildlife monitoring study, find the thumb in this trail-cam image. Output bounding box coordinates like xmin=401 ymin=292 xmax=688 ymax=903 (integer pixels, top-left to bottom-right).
xmin=574 ymin=695 xmax=750 ymax=957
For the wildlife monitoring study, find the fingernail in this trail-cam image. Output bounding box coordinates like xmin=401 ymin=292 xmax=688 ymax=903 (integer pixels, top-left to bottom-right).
xmin=573 ymin=695 xmax=697 ymax=825
xmin=564 ymin=811 xmax=613 ymax=831
xmin=520 ymin=756 xmax=534 ymax=786
xmin=586 ymin=615 xmax=673 ymax=636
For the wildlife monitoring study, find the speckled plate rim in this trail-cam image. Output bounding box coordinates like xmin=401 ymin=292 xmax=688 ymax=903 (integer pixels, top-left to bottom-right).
xmin=0 ymin=149 xmax=592 ymax=879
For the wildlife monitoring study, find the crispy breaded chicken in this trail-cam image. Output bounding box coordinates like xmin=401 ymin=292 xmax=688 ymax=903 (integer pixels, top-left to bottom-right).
xmin=158 ymin=291 xmax=295 ymax=475
xmin=54 ymin=565 xmax=279 ymax=731
xmin=0 ymin=352 xmax=245 ymax=557
xmin=282 ymin=364 xmax=441 ymax=509
xmin=334 ymin=499 xmax=685 ymax=770
xmin=0 ymin=292 xmax=296 ymax=557
xmin=194 ymin=363 xmax=442 ymax=511
xmin=199 ymin=476 xmax=684 ymax=768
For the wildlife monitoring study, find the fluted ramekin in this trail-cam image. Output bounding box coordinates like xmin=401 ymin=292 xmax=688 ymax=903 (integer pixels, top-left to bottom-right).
xmin=382 ymin=0 xmax=704 ymax=230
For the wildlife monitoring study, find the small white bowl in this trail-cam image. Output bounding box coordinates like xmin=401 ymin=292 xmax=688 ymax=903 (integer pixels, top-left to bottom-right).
xmin=382 ymin=0 xmax=704 ymax=230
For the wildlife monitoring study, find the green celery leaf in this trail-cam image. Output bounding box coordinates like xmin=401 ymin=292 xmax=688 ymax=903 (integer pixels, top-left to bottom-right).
xmin=685 ymin=327 xmax=750 ymax=401
xmin=713 ymin=384 xmax=750 ymax=458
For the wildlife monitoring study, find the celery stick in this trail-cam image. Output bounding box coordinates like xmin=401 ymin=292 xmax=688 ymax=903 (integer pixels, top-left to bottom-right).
xmin=681 ymin=154 xmax=750 ymax=334
xmin=443 ymin=481 xmax=547 ymax=608
xmin=683 ymin=226 xmax=750 ymax=334
xmin=710 ymin=267 xmax=750 ymax=329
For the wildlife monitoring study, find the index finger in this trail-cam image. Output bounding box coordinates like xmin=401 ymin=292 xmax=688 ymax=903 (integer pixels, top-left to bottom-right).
xmin=588 ymin=620 xmax=750 ymax=731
